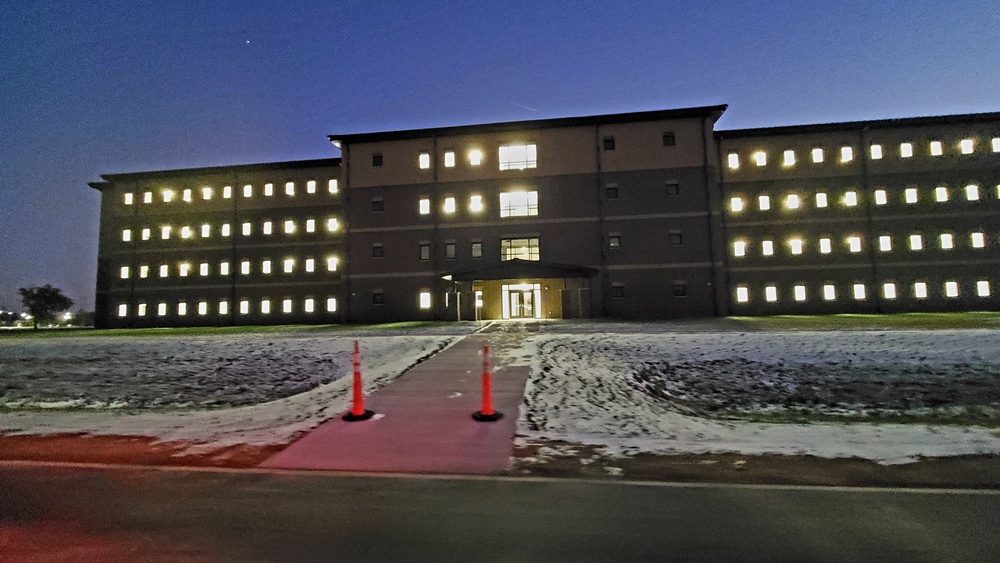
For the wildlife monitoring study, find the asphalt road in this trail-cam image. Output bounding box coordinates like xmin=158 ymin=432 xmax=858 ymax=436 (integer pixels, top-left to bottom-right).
xmin=2 ymin=463 xmax=999 ymax=562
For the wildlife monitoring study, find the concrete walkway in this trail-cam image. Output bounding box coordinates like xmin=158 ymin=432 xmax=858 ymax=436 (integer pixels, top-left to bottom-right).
xmin=261 ymin=333 xmax=530 ymax=474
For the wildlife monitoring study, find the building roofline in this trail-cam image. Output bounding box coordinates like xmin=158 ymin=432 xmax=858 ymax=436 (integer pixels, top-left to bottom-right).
xmin=93 ymin=157 xmax=340 ymax=187
xmin=329 ymin=105 xmax=728 ymax=145
xmin=715 ymin=110 xmax=1000 ymax=139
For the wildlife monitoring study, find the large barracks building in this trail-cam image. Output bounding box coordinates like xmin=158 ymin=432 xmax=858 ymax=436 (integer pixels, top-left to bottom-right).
xmin=90 ymin=105 xmax=1000 ymax=327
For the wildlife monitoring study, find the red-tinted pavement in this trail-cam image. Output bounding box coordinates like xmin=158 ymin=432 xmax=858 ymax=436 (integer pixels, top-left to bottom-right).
xmin=260 ymin=335 xmax=530 ymax=474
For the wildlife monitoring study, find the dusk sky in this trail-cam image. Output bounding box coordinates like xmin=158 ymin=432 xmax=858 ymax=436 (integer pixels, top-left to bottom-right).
xmin=2 ymin=0 xmax=998 ymax=311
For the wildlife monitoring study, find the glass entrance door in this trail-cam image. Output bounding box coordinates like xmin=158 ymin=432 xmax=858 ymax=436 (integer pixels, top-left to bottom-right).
xmin=501 ymin=283 xmax=542 ymax=319
xmin=509 ymin=290 xmax=534 ymax=319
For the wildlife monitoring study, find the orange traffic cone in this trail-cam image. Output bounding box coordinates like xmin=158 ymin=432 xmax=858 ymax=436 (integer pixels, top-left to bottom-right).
xmin=343 ymin=339 xmax=375 ymax=421
xmin=472 ymin=343 xmax=503 ymax=422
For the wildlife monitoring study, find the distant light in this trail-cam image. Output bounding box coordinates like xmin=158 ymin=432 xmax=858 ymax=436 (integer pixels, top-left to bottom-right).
xmin=815 ymin=192 xmax=828 ymax=208
xmin=870 ymin=144 xmax=883 ymax=160
xmin=900 ymin=143 xmax=913 ymax=158
xmin=960 ymin=139 xmax=974 ymax=154
xmin=444 ymin=151 xmax=456 ymax=168
xmin=811 ymin=148 xmax=824 ymax=163
xmin=930 ymin=141 xmax=943 ymax=156
xmin=782 ymin=150 xmax=796 ymax=167
xmin=874 ymin=189 xmax=887 ymax=205
xmin=468 ymin=149 xmax=483 ymax=166
xmin=727 ymin=153 xmax=739 ymax=170
xmin=752 ymin=151 xmax=767 ymax=167
xmin=729 ymin=196 xmax=743 ymax=212
xmin=469 ymin=195 xmax=483 ymax=212
xmin=840 ymin=146 xmax=853 ymax=162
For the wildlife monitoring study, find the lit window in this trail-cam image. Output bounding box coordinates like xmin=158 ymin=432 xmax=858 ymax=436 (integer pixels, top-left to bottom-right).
xmin=914 ymin=282 xmax=928 ymax=299
xmin=758 ymin=195 xmax=770 ymax=211
xmin=162 ymin=189 xmax=174 ymax=203
xmin=419 ymin=291 xmax=432 ymax=309
xmin=498 ymin=144 xmax=536 ymax=170
xmin=263 ymin=221 xmax=273 ymax=235
xmin=879 ymin=235 xmax=892 ymax=251
xmin=284 ymin=220 xmax=295 ymax=234
xmin=733 ymin=241 xmax=747 ymax=257
xmin=960 ymin=139 xmax=974 ymax=154
xmin=752 ymin=151 xmax=766 ymax=167
xmin=499 ymin=191 xmax=538 ymax=217
xmin=853 ymin=284 xmax=866 ymax=300
xmin=729 ymin=197 xmax=744 ymax=212
xmin=139 ymin=265 xmax=149 ymax=278
xmin=930 ymin=141 xmax=943 ymax=156
xmin=782 ymin=150 xmax=796 ymax=167
xmin=977 ymin=281 xmax=990 ymax=297
xmin=935 ymin=187 xmax=949 ymax=202
xmin=328 ymin=179 xmax=338 ymax=193
xmin=264 ymin=183 xmax=274 ymax=196
xmin=326 ymin=256 xmax=338 ymax=271
xmin=993 ymin=138 xmax=1000 ymax=152
xmin=471 ymin=241 xmax=482 ymax=258
xmin=874 ymin=190 xmax=888 ymax=205
xmin=789 ymin=238 xmax=803 ymax=255
xmin=143 ymin=191 xmax=153 ymax=203
xmin=900 ymin=143 xmax=913 ymax=158
xmin=904 ymin=188 xmax=918 ymax=204
xmin=870 ymin=144 xmax=883 ymax=159
xmin=883 ymin=283 xmax=897 ymax=299
xmin=419 ymin=153 xmax=431 ymax=169
xmin=240 ymin=261 xmax=250 ymax=275
xmin=120 ymin=266 xmax=130 ymax=279
xmin=223 ymin=185 xmax=232 ymax=199
xmin=843 ymin=191 xmax=858 ymax=206
xmin=282 ymin=299 xmax=292 ymax=314
xmin=179 ymin=263 xmax=190 ymax=277
xmin=262 ymin=260 xmax=272 ymax=274
xmin=848 ymin=236 xmax=862 ymax=253
xmin=239 ymin=300 xmax=249 ymax=315
xmin=306 ymin=219 xmax=315 ymax=233
xmin=785 ymin=194 xmax=799 ymax=209
xmin=242 ymin=223 xmax=251 ymax=236
xmin=182 ymin=189 xmax=192 ymax=203
xmin=123 ymin=193 xmax=134 ymax=205
xmin=221 ymin=223 xmax=231 ymax=237
xmin=161 ymin=226 xmax=171 ymax=240
xmin=243 ymin=184 xmax=252 ymax=198
xmin=945 ymin=281 xmax=959 ymax=298
xmin=283 ymin=258 xmax=294 ymax=273
xmin=326 ymin=218 xmax=339 ymax=231
xmin=285 ymin=181 xmax=295 ymax=196
xmin=965 ymin=184 xmax=980 ymax=201
xmin=157 ymin=303 xmax=167 ymax=316
xmin=971 ymin=232 xmax=986 ymax=248
xmin=304 ymin=298 xmax=315 ymax=313
xmin=840 ymin=146 xmax=853 ymax=162
xmin=468 ymin=149 xmax=483 ymax=166
xmin=819 ymin=238 xmax=832 ymax=254
xmin=761 ymin=240 xmax=774 ymax=256
xmin=305 ymin=258 xmax=315 ymax=272
xmin=815 ymin=192 xmax=828 ymax=208
xmin=141 ymin=228 xmax=150 ymax=240
xmin=419 ymin=198 xmax=431 ymax=215
xmin=122 ymin=229 xmax=132 ymax=242
xmin=219 ymin=301 xmax=229 ymax=315
xmin=444 ymin=151 xmax=456 ymax=167
xmin=198 ymin=301 xmax=208 ymax=316
xmin=500 ymin=238 xmax=540 ymax=261
xmin=220 ymin=261 xmax=230 ymax=275
xmin=202 ymin=187 xmax=212 ymax=200
xmin=909 ymin=234 xmax=923 ymax=250
xmin=201 ymin=224 xmax=210 ymax=238
xmin=260 ymin=299 xmax=271 ymax=314
xmin=137 ymin=303 xmax=147 ymax=316
xmin=823 ymin=285 xmax=836 ymax=301
xmin=735 ymin=286 xmax=749 ymax=303
xmin=443 ymin=197 xmax=456 ymax=213
xmin=794 ymin=285 xmax=806 ymax=301
xmin=326 ymin=297 xmax=338 ymax=312
xmin=199 ymin=262 xmax=209 ymax=276
xmin=765 ymin=286 xmax=778 ymax=302
xmin=811 ymin=148 xmax=824 ymax=163
xmin=181 ymin=226 xmax=192 ymax=239
xmin=940 ymin=233 xmax=954 ymax=250
xmin=727 ymin=153 xmax=739 ymax=170
xmin=469 ymin=195 xmax=483 ymax=212
xmin=307 ymin=180 xmax=316 ymax=194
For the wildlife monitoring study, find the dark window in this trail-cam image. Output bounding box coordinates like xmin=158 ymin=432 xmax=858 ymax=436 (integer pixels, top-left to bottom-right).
xmin=602 ymin=136 xmax=616 ymax=151
xmin=662 ymin=132 xmax=676 ymax=146
xmin=372 ymin=198 xmax=384 ymax=212
xmin=372 ymin=291 xmax=385 ymax=305
xmin=419 ymin=243 xmax=431 ymax=261
xmin=605 ymin=186 xmax=619 ymax=199
xmin=669 ymin=231 xmax=683 ymax=246
xmin=372 ymin=153 xmax=383 ymax=167
xmin=672 ymin=281 xmax=687 ymax=297
xmin=471 ymin=242 xmax=482 ymax=258
xmin=609 ymin=235 xmax=621 ymax=248
xmin=445 ymin=243 xmax=456 ymax=259
xmin=610 ymin=285 xmax=625 ymax=299
xmin=665 ymin=182 xmax=680 ymax=196
xmin=372 ymin=244 xmax=384 ymax=258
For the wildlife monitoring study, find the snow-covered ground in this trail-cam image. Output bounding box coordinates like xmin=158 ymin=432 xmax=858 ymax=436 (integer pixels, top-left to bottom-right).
xmin=0 ymin=332 xmax=459 ymax=447
xmin=502 ymin=330 xmax=1000 ymax=464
